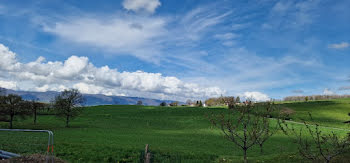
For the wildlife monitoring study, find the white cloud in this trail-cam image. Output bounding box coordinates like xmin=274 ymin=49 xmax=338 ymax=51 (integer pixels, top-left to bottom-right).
xmin=323 ymin=88 xmax=335 ymax=95
xmin=43 ymin=16 xmax=167 ymax=62
xmin=328 ymin=42 xmax=349 ymax=49
xmin=0 ymin=43 xmax=224 ymax=101
xmin=179 ymin=7 xmax=231 ymax=41
xmin=214 ymin=33 xmax=238 ymax=40
xmin=122 ymin=0 xmax=161 ymax=14
xmin=0 ymin=44 xmax=20 ymax=71
xmin=0 ymin=80 xmax=17 ymax=90
xmin=231 ymin=23 xmax=249 ymax=30
xmin=41 ymin=5 xmax=232 ymax=64
xmin=35 ymin=84 xmax=49 ymax=92
xmin=243 ymin=92 xmax=270 ymax=102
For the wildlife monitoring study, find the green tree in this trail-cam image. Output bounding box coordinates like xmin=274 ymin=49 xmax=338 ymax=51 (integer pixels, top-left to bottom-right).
xmin=0 ymin=94 xmax=31 ymax=128
xmin=235 ymin=96 xmax=241 ymax=103
xmin=53 ymin=89 xmax=85 ymax=127
xmin=30 ymin=99 xmax=45 ymax=125
xmin=199 ymin=100 xmax=203 ymax=107
xmin=160 ymin=102 xmax=167 ymax=106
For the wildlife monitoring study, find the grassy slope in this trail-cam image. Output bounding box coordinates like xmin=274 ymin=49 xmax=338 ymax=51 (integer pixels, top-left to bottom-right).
xmin=280 ymin=99 xmax=350 ymax=128
xmin=0 ymin=99 xmax=349 ymax=162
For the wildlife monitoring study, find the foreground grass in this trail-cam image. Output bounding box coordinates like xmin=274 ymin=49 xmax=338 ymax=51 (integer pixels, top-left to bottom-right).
xmin=0 ymin=99 xmax=349 ymax=162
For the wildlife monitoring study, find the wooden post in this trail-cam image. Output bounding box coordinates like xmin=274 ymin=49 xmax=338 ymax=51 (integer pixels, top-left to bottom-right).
xmin=144 ymin=144 xmax=151 ymax=163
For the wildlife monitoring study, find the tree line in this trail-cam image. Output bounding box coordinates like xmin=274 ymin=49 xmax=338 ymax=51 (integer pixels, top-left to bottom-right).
xmin=205 ymin=96 xmax=240 ymax=107
xmin=284 ymin=95 xmax=350 ymax=102
xmin=0 ymin=88 xmax=84 ymax=128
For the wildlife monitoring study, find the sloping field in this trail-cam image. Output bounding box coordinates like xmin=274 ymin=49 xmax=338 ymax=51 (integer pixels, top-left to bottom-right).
xmin=0 ymin=99 xmax=349 ymax=162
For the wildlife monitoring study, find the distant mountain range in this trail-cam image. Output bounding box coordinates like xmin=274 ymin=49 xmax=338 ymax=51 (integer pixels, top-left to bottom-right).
xmin=1 ymin=88 xmax=181 ymax=106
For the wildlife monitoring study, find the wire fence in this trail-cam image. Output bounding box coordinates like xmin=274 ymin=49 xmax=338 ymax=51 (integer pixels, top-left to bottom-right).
xmin=0 ymin=129 xmax=54 ymax=162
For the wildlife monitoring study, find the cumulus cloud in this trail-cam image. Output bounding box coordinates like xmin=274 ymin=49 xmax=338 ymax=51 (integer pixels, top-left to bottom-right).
xmin=0 ymin=43 xmax=224 ymax=101
xmin=0 ymin=44 xmax=20 ymax=71
xmin=323 ymin=88 xmax=335 ymax=95
xmin=328 ymin=42 xmax=349 ymax=49
xmin=243 ymin=92 xmax=270 ymax=102
xmin=122 ymin=0 xmax=161 ymax=14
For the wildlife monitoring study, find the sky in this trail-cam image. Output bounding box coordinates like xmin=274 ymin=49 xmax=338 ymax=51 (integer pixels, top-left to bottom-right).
xmin=0 ymin=0 xmax=349 ymax=101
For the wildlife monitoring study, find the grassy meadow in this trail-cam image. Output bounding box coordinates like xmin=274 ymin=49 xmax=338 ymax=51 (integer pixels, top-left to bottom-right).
xmin=0 ymin=99 xmax=350 ymax=162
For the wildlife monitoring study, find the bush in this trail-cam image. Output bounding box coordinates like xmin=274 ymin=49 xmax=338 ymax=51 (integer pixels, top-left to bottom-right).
xmin=280 ymin=108 xmax=295 ymax=120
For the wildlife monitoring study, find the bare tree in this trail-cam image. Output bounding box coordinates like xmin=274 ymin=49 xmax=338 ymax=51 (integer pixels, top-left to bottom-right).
xmin=221 ymin=96 xmax=235 ymax=109
xmin=53 ymin=89 xmax=85 ymax=127
xmin=208 ymin=101 xmax=276 ymax=163
xmin=137 ymin=100 xmax=143 ymax=105
xmin=0 ymin=94 xmax=31 ymax=128
xmin=279 ymin=116 xmax=350 ymax=163
xmin=186 ymin=99 xmax=192 ymax=105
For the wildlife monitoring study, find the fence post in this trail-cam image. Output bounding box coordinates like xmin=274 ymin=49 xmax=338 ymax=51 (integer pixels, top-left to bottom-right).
xmin=144 ymin=144 xmax=151 ymax=163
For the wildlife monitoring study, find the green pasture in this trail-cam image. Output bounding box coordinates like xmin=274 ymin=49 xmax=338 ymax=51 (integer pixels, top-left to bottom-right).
xmin=0 ymin=99 xmax=349 ymax=162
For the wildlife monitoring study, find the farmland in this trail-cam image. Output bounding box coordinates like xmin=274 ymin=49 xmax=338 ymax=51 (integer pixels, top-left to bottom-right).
xmin=1 ymin=99 xmax=350 ymax=162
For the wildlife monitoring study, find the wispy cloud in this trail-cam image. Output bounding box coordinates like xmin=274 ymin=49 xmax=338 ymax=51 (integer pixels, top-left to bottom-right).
xmin=328 ymin=42 xmax=349 ymax=49
xmin=41 ymin=3 xmax=233 ymax=64
xmin=338 ymin=86 xmax=350 ymax=91
xmin=292 ymin=90 xmax=304 ymax=93
xmin=263 ymin=0 xmax=320 ymax=30
xmin=43 ymin=15 xmax=167 ymax=62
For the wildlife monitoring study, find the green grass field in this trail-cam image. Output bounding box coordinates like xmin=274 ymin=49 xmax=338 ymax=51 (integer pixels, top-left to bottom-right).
xmin=0 ymin=99 xmax=349 ymax=162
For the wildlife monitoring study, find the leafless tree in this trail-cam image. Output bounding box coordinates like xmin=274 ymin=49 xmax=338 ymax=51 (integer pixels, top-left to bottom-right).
xmin=208 ymin=101 xmax=276 ymax=163
xmin=186 ymin=99 xmax=192 ymax=105
xmin=279 ymin=116 xmax=350 ymax=163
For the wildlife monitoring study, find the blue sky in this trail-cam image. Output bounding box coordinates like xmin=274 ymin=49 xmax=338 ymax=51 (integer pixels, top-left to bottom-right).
xmin=0 ymin=0 xmax=349 ymax=101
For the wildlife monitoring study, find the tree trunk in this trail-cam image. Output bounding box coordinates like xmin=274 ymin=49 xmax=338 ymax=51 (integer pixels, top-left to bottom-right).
xmin=9 ymin=114 xmax=14 ymax=129
xmin=66 ymin=115 xmax=69 ymax=127
xmin=243 ymin=149 xmax=247 ymax=163
xmin=34 ymin=110 xmax=37 ymax=125
xmin=260 ymin=144 xmax=263 ymax=154
xmin=325 ymin=158 xmax=330 ymax=163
